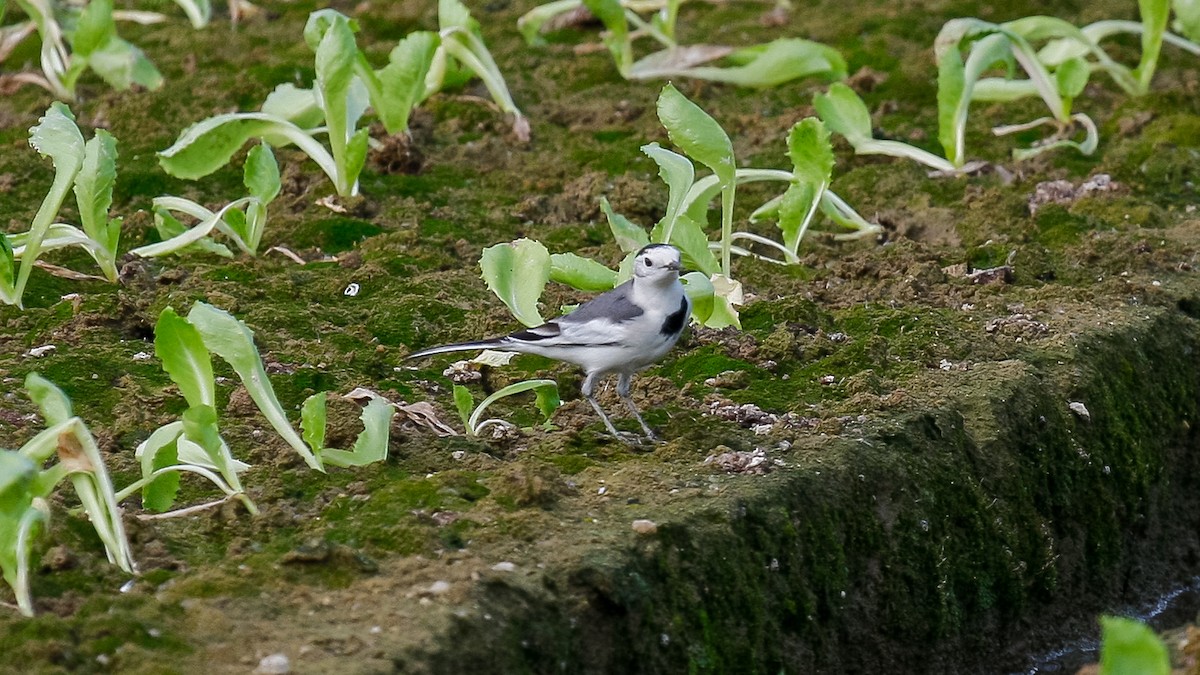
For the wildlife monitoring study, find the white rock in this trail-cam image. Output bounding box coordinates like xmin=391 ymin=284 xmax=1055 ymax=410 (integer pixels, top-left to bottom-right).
xmin=254 ymin=653 xmax=290 ymax=674
xmin=631 ymin=519 xmax=658 ymax=535
xmin=428 ymin=580 xmax=451 ymax=595
xmin=491 ymin=561 xmax=517 ymax=572
xmin=1068 ymin=401 xmax=1091 ymax=421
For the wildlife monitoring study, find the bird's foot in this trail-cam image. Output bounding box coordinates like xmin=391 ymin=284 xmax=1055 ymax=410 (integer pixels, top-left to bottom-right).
xmin=603 ymin=430 xmax=660 ymax=447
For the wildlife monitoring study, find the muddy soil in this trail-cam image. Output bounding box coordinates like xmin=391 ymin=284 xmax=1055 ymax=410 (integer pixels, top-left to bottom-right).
xmin=1 ymin=0 xmax=1199 ymax=673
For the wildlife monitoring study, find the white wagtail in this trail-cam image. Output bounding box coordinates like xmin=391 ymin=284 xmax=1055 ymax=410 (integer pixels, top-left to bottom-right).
xmin=407 ymin=243 xmax=691 ymax=442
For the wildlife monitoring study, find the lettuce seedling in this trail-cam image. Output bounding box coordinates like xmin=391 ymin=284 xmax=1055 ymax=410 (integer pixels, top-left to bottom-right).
xmin=2 ymin=373 xmax=136 ymax=617
xmin=453 ymin=379 xmax=561 ymax=437
xmin=4 ymin=0 xmax=162 ymax=100
xmin=519 ymin=0 xmax=845 ymax=87
xmin=2 ymin=103 xmax=122 ymax=308
xmin=132 ymin=143 xmax=280 ymax=258
xmin=159 ymin=3 xmax=526 ymax=197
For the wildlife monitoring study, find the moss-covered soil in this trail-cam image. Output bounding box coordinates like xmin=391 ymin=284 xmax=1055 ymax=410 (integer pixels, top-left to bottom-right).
xmin=2 ymin=0 xmax=1199 ymax=673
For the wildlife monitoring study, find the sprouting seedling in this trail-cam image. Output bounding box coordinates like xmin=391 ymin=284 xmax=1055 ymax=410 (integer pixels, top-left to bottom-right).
xmin=2 ymin=102 xmax=122 ymax=308
xmin=117 ymin=302 xmax=396 ymax=516
xmin=935 ymin=18 xmax=1101 ymax=162
xmin=131 ymin=143 xmax=280 ymax=258
xmin=2 ymin=0 xmax=163 ymax=100
xmin=518 ymin=0 xmax=845 ymax=87
xmin=453 ymin=379 xmax=561 ymax=437
xmin=158 ymin=3 xmax=527 ymax=198
xmin=2 ymin=373 xmax=136 ymax=617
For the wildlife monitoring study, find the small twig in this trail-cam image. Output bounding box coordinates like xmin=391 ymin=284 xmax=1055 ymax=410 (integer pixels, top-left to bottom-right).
xmin=135 ymin=495 xmax=237 ymax=520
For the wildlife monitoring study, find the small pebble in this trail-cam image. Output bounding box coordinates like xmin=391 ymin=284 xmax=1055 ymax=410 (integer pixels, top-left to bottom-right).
xmin=631 ymin=519 xmax=658 ymax=535
xmin=491 ymin=561 xmax=516 ymax=572
xmin=428 ymin=580 xmax=451 ymax=595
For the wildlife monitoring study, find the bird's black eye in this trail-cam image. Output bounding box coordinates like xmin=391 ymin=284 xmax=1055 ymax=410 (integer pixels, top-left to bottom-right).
xmin=643 ymin=258 xmax=651 ymax=266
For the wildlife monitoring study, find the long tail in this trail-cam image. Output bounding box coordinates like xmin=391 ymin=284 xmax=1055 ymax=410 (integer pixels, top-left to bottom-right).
xmin=405 ymin=339 xmax=509 ymax=360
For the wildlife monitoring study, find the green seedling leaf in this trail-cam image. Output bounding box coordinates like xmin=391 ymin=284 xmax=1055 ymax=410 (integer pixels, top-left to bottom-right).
xmin=582 ymin=0 xmax=631 ymax=77
xmin=300 ymin=392 xmax=327 ymax=455
xmin=657 ymin=83 xmax=734 ymax=184
xmin=186 ymin=302 xmax=324 ymax=471
xmin=160 ymin=112 xmax=339 ymax=185
xmin=641 ymin=142 xmax=694 ymax=243
xmin=1055 ymin=56 xmax=1090 ymax=99
xmin=439 ymin=0 xmax=476 ymax=32
xmin=1176 ymin=0 xmax=1200 ymax=41
xmin=517 ymin=0 xmax=581 ymax=44
xmin=601 ymin=197 xmax=650 ymax=253
xmin=73 ymin=129 xmax=120 ymax=280
xmin=0 ymin=451 xmax=37 ymax=503
xmin=480 ymin=239 xmax=551 ymax=327
xmin=24 ymin=372 xmax=73 ymax=427
xmin=1136 ymin=0 xmax=1171 ymax=91
xmin=244 ymin=143 xmax=280 ymax=205
xmin=141 ymin=435 xmax=180 ymax=513
xmin=467 ymin=379 xmax=559 ymax=434
xmin=171 ymin=0 xmax=212 ymax=28
xmin=813 ymin=82 xmax=873 ymax=147
xmin=549 ymin=252 xmax=617 ymax=292
xmin=11 ymin=103 xmax=86 ymax=307
xmin=937 ymin=32 xmax=1011 ymax=167
xmin=533 ymin=383 xmax=561 ymax=421
xmin=311 ymin=10 xmax=367 ymax=196
xmin=321 ymin=398 xmax=394 ymax=467
xmin=780 ymin=118 xmax=834 ymax=253
xmin=680 ymin=271 xmax=714 ymax=323
xmin=453 ymin=385 xmax=474 ymax=430
xmin=133 ymin=199 xmax=251 ymax=258
xmin=261 ymin=83 xmax=325 ymax=129
xmin=155 ymin=306 xmax=215 ymax=408
xmin=640 ymin=38 xmax=846 ymax=87
xmin=87 ymin=34 xmax=164 ymax=92
xmin=71 ymin=0 xmax=115 ymax=58
xmin=372 ymin=31 xmax=438 ymax=134
xmin=150 ymin=205 xmax=233 ymax=258
xmin=437 ymin=2 xmax=529 ymax=141
xmin=1098 ymin=616 xmax=1169 ymax=675
xmin=0 ymin=233 xmax=13 ymax=299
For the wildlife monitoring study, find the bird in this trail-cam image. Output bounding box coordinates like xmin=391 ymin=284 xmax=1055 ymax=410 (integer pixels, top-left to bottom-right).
xmin=407 ymin=243 xmax=692 ymax=442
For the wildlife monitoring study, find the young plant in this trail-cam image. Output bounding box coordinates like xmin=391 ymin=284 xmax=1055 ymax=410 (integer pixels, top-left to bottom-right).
xmin=518 ymin=0 xmax=845 ymax=87
xmin=3 ymin=102 xmax=122 ymax=308
xmin=1 ymin=0 xmax=163 ymax=99
xmin=452 ymin=379 xmax=561 ymax=437
xmin=158 ymin=2 xmax=527 ymax=198
xmin=2 ymin=373 xmax=136 ymax=617
xmin=131 ymin=143 xmax=280 ymax=258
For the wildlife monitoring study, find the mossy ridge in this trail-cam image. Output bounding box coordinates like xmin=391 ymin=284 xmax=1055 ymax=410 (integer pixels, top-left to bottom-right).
xmin=379 ymin=305 xmax=1200 ymax=673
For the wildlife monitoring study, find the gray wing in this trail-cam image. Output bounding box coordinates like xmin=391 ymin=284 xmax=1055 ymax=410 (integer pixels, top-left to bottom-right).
xmin=557 ymin=280 xmax=643 ymax=325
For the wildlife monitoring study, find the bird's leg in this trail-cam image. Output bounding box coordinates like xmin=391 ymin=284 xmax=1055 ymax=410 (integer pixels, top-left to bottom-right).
xmin=582 ymin=372 xmax=624 ymax=439
xmin=617 ymin=373 xmax=658 ymax=442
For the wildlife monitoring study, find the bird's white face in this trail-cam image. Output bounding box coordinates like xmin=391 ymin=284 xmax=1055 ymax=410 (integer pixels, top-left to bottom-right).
xmin=632 ymin=244 xmax=682 ymax=283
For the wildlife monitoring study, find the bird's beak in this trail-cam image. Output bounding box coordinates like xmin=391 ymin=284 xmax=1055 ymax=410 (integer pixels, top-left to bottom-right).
xmin=665 ymin=262 xmax=681 ymax=271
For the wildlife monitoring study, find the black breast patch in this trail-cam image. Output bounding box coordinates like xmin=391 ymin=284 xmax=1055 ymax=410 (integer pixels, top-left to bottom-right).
xmin=660 ymin=296 xmax=689 ymax=336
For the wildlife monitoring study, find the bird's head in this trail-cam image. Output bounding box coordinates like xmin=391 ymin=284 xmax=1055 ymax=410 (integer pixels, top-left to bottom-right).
xmin=632 ymin=244 xmax=683 ymax=284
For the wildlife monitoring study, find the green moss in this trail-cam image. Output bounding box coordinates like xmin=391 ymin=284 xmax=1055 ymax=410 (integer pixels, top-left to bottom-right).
xmin=289 ymin=218 xmax=385 ymax=253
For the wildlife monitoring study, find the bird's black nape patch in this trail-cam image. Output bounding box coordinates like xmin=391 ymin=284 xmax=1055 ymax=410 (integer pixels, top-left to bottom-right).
xmin=661 ymin=296 xmax=689 ymax=336
xmin=638 ymin=243 xmax=674 ymax=255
